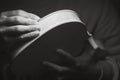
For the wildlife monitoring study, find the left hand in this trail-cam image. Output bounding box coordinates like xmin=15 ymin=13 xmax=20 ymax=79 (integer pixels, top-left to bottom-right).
xmin=43 ymin=49 xmax=101 ymax=80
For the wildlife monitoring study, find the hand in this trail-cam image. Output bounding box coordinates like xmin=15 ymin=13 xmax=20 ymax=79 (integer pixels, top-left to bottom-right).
xmin=43 ymin=49 xmax=101 ymax=80
xmin=0 ymin=9 xmax=41 ymax=61
xmin=0 ymin=10 xmax=40 ymax=43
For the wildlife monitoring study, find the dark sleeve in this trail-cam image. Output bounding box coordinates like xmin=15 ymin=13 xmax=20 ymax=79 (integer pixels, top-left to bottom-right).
xmin=73 ymin=0 xmax=120 ymax=79
xmin=67 ymin=0 xmax=120 ymax=55
xmin=57 ymin=0 xmax=120 ymax=55
xmin=92 ymin=0 xmax=120 ymax=55
xmin=91 ymin=1 xmax=120 ymax=77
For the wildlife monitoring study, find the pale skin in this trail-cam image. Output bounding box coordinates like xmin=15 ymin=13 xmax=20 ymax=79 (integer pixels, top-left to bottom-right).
xmin=0 ymin=10 xmax=41 ymax=68
xmin=0 ymin=10 xmax=41 ymax=43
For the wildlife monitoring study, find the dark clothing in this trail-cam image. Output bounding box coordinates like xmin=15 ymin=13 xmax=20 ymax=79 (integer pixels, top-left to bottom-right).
xmin=0 ymin=0 xmax=120 ymax=80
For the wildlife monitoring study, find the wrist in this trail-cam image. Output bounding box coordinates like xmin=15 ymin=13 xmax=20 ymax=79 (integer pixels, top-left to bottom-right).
xmin=88 ymin=37 xmax=109 ymax=62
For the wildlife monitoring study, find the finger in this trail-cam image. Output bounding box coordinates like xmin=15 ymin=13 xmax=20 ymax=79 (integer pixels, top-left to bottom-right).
xmin=0 ymin=16 xmax=39 ymax=26
xmin=0 ymin=25 xmax=40 ymax=36
xmin=57 ymin=49 xmax=75 ymax=61
xmin=43 ymin=61 xmax=69 ymax=72
xmin=3 ymin=31 xmax=40 ymax=42
xmin=1 ymin=10 xmax=40 ymax=21
xmin=19 ymin=30 xmax=40 ymax=39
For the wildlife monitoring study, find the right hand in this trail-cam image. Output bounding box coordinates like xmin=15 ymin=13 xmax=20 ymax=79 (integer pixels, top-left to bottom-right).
xmin=0 ymin=9 xmax=40 ymax=43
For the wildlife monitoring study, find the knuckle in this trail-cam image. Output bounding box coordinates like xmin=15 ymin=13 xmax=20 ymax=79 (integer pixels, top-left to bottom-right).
xmin=0 ymin=12 xmax=6 ymax=18
xmin=15 ymin=9 xmax=24 ymax=15
xmin=14 ymin=16 xmax=21 ymax=22
xmin=14 ymin=25 xmax=21 ymax=31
